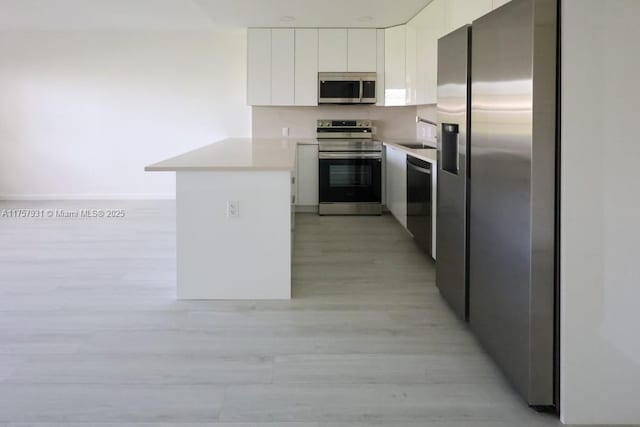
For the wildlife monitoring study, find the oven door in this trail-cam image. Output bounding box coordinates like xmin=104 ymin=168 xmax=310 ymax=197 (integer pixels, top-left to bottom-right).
xmin=319 ymin=153 xmax=382 ymax=203
xmin=318 ymin=77 xmax=361 ymax=104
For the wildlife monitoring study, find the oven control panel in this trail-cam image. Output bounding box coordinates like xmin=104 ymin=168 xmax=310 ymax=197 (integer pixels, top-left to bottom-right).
xmin=317 ymin=120 xmax=372 ymax=129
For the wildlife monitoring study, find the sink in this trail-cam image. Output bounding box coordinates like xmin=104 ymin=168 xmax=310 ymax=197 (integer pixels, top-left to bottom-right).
xmin=397 ymin=143 xmax=436 ymax=150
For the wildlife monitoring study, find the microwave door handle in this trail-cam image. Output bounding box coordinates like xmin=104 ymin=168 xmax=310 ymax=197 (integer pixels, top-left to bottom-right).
xmin=359 ymin=79 xmax=363 ymax=103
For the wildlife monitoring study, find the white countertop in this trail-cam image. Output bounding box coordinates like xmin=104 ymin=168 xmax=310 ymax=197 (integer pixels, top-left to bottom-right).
xmin=145 ymin=138 xmax=316 ymax=172
xmin=382 ymin=140 xmax=438 ymax=164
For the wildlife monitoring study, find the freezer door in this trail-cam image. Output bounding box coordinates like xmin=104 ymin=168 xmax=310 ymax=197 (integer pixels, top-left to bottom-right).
xmin=469 ymin=0 xmax=557 ymax=407
xmin=436 ymin=25 xmax=470 ymax=321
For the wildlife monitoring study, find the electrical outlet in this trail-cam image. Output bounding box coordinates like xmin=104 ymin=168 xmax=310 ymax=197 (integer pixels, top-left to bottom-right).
xmin=420 ymin=128 xmax=427 ymax=138
xmin=282 ymin=127 xmax=289 ymax=137
xmin=227 ymin=200 xmax=239 ymax=218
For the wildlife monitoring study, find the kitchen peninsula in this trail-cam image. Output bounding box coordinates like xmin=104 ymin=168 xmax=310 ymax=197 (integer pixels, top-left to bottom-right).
xmin=145 ymin=138 xmax=309 ymax=300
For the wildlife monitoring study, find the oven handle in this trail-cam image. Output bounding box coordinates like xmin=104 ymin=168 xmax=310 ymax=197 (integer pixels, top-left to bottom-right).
xmin=319 ymin=152 xmax=382 ymax=160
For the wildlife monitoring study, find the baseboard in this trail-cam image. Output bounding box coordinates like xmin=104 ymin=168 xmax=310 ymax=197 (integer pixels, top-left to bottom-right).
xmin=294 ymin=205 xmax=389 ymax=214
xmin=0 ymin=193 xmax=176 ymax=201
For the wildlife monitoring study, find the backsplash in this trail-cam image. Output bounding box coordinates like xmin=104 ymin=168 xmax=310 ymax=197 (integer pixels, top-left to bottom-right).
xmin=252 ymin=105 xmax=418 ymax=140
xmin=416 ymin=104 xmax=438 ymax=143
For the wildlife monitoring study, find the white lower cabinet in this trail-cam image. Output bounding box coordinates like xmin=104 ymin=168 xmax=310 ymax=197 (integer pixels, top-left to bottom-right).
xmin=296 ymin=144 xmax=319 ymax=208
xmin=385 ymin=145 xmax=407 ymax=229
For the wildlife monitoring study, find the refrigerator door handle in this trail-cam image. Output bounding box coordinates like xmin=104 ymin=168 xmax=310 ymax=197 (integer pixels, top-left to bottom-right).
xmin=456 ymin=133 xmax=461 ymax=172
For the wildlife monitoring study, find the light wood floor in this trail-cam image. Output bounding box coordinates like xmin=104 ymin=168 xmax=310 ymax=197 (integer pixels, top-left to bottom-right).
xmin=0 ymin=201 xmax=566 ymax=426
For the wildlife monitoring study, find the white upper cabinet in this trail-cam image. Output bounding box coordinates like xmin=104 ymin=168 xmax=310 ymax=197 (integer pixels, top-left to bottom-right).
xmin=271 ymin=29 xmax=295 ymax=106
xmin=318 ymin=29 xmax=348 ymax=72
xmin=384 ymin=26 xmax=406 ymax=106
xmin=405 ymin=19 xmax=417 ymax=105
xmin=247 ymin=2 xmax=497 ymax=107
xmin=347 ymin=29 xmax=377 ymax=72
xmin=415 ymin=0 xmax=446 ymax=105
xmin=445 ymin=0 xmax=493 ymax=32
xmin=318 ymin=29 xmax=378 ymax=73
xmin=247 ymin=28 xmax=271 ymax=105
xmin=493 ymin=0 xmax=511 ymax=9
xmin=295 ymin=29 xmax=318 ymax=106
xmin=376 ymin=29 xmax=385 ymax=106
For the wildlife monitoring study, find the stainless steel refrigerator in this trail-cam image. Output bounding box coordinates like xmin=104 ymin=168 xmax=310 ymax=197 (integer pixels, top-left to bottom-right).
xmin=436 ymin=0 xmax=559 ymax=409
xmin=436 ymin=24 xmax=471 ymax=322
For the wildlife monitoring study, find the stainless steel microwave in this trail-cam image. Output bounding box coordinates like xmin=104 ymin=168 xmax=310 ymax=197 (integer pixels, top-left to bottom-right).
xmin=318 ymin=72 xmax=377 ymax=104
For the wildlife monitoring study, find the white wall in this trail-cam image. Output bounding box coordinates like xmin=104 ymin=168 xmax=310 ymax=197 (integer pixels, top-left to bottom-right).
xmin=0 ymin=29 xmax=250 ymax=199
xmin=561 ymin=0 xmax=640 ymax=424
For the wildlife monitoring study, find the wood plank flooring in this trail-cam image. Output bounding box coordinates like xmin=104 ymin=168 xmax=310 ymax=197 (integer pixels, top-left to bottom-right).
xmin=0 ymin=201 xmax=566 ymax=426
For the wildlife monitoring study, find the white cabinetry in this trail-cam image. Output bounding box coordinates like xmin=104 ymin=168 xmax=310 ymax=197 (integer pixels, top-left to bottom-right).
xmin=296 ymin=144 xmax=319 ymax=208
xmin=319 ymin=29 xmax=348 ymax=72
xmin=383 ymin=0 xmax=446 ymax=107
xmin=271 ymin=29 xmax=295 ymax=106
xmin=416 ymin=0 xmax=446 ymax=105
xmin=445 ymin=0 xmax=492 ymax=32
xmin=295 ymin=29 xmax=318 ymax=106
xmin=381 ymin=0 xmax=490 ymax=106
xmin=319 ymin=29 xmax=377 ymax=72
xmin=248 ymin=27 xmax=377 ymax=106
xmin=405 ymin=19 xmax=417 ymax=105
xmin=385 ymin=145 xmax=407 ymax=229
xmin=248 ymin=4 xmax=502 ymax=107
xmin=347 ymin=29 xmax=377 ymax=72
xmin=376 ymin=29 xmax=385 ymax=106
xmin=384 ymin=26 xmax=406 ymax=106
xmin=247 ymin=28 xmax=271 ymax=105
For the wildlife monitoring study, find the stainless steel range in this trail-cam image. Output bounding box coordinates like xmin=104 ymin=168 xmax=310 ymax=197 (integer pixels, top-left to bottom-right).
xmin=317 ymin=120 xmax=382 ymax=215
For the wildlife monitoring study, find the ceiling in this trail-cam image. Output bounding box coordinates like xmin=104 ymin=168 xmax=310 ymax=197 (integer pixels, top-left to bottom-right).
xmin=193 ymin=0 xmax=432 ymax=28
xmin=0 ymin=0 xmax=432 ymax=31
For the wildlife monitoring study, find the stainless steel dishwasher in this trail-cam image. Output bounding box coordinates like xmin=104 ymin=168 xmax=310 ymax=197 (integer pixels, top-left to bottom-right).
xmin=406 ymin=155 xmax=432 ymax=255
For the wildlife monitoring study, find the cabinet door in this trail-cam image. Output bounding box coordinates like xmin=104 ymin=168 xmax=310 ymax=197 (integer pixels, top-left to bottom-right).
xmin=296 ymin=145 xmax=319 ymax=206
xmin=247 ymin=28 xmax=271 ymax=105
xmin=384 ymin=26 xmax=406 ymax=106
xmin=347 ymin=29 xmax=377 ymax=72
xmin=271 ymin=29 xmax=295 ymax=106
xmin=376 ymin=29 xmax=385 ymax=106
xmin=385 ymin=146 xmax=407 ymax=228
xmin=493 ymin=0 xmax=511 ymax=9
xmin=295 ymin=29 xmax=318 ymax=106
xmin=445 ymin=0 xmax=492 ymax=32
xmin=417 ymin=0 xmax=446 ymax=104
xmin=405 ymin=20 xmax=417 ymax=105
xmin=319 ymin=29 xmax=348 ymax=72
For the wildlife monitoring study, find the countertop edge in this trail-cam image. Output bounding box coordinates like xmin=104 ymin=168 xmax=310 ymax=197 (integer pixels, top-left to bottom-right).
xmin=144 ymin=166 xmax=294 ymax=172
xmin=144 ymin=138 xmax=316 ymax=172
xmin=382 ymin=141 xmax=438 ymax=164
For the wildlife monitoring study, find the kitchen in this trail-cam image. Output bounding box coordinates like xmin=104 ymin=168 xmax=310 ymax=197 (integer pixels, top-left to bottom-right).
xmin=1 ymin=0 xmax=639 ymax=425
xmin=147 ymin=0 xmax=556 ymax=409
